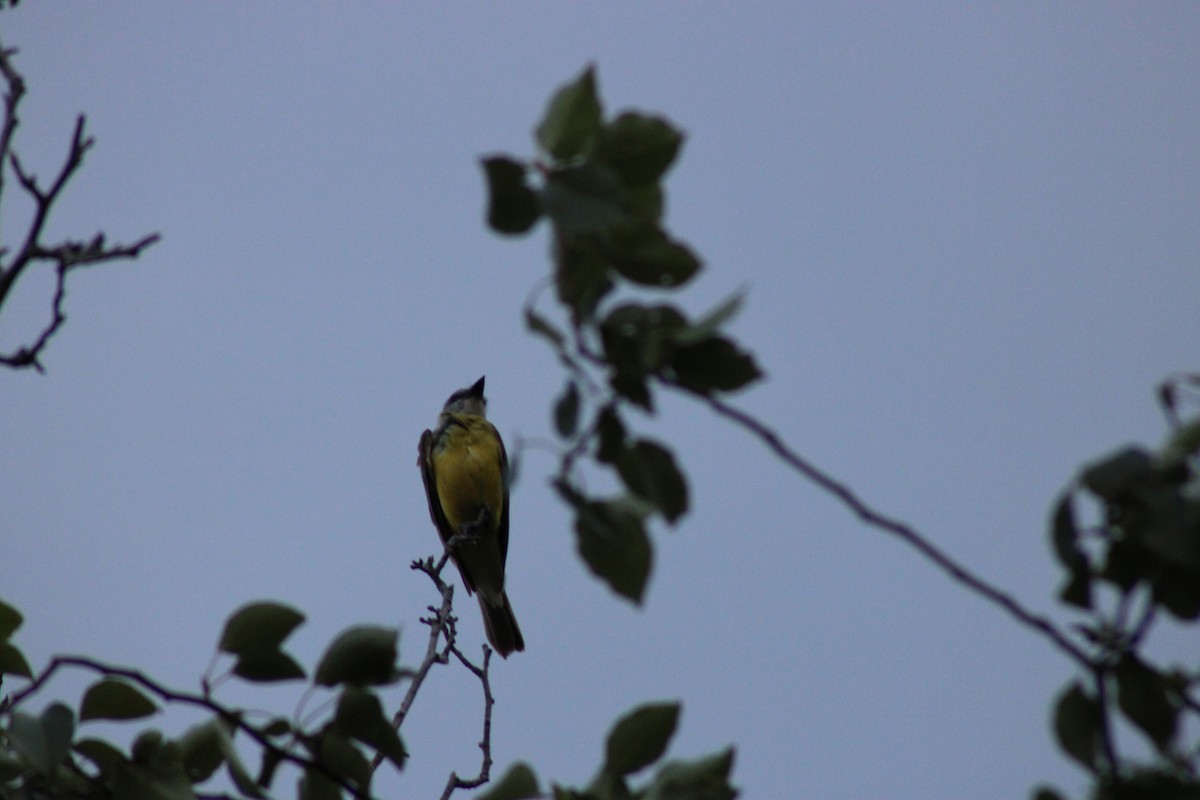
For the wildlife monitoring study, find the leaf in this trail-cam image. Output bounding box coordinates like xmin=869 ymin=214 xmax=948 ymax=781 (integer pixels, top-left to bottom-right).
xmin=668 ymin=336 xmax=761 ymax=394
xmin=595 ymin=406 xmax=627 ymax=465
xmin=1057 ymin=566 xmax=1092 ymax=611
xmin=554 ymin=380 xmax=581 ymax=438
xmin=525 ymin=307 xmax=566 ymax=350
xmin=1049 ymin=492 xmax=1080 ymax=568
xmin=603 ymin=702 xmax=680 ymax=777
xmin=1080 ymin=447 xmax=1154 ymax=501
xmin=1160 ymin=418 xmax=1200 ymax=470
xmin=535 ymin=65 xmax=603 ymax=160
xmin=316 ymin=733 xmax=371 ymax=794
xmin=541 ymin=163 xmax=627 ymax=234
xmin=333 ymin=687 xmax=407 ymax=771
xmin=231 ymin=647 xmax=306 ymax=683
xmin=1053 ymin=683 xmax=1101 ymax=772
xmin=554 ymin=233 xmax=614 ymax=321
xmin=0 ymin=600 xmax=22 ymax=639
xmin=219 ymin=601 xmax=305 ymax=655
xmin=8 ymin=703 xmax=75 ymax=777
xmin=0 ymin=641 xmax=32 ymax=678
xmin=558 ymin=484 xmax=653 ymax=604
xmin=299 ymin=768 xmax=341 ymax=800
xmin=1029 ymin=788 xmax=1067 ymax=800
xmin=644 ymin=748 xmax=737 ymax=800
xmin=74 ymin=737 xmax=126 ymax=777
xmin=80 ymin=679 xmax=158 ymax=722
xmin=1114 ymin=654 xmax=1178 ymax=752
xmin=481 ymin=156 xmax=541 ymax=235
xmin=609 ymin=228 xmax=701 ymax=288
xmin=616 ymin=440 xmax=689 ymax=524
xmin=476 ymin=762 xmax=540 ymax=800
xmin=315 ymin=626 xmax=399 ymax=687
xmin=594 ymin=112 xmax=684 ymax=187
xmin=178 ymin=719 xmax=228 ymax=783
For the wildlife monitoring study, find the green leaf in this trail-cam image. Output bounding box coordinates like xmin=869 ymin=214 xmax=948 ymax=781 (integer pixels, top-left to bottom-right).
xmin=595 ymin=406 xmax=627 ymax=465
xmin=315 ymin=626 xmax=399 ymax=687
xmin=609 ymin=228 xmax=701 ymax=288
xmin=1080 ymin=447 xmax=1154 ymax=500
xmin=558 ymin=484 xmax=653 ymax=604
xmin=668 ymin=336 xmax=761 ymax=394
xmin=554 ymin=233 xmax=615 ymax=321
xmin=80 ymin=679 xmax=158 ymax=722
xmin=1151 ymin=563 xmax=1200 ymax=621
xmin=315 ymin=733 xmax=371 ymax=794
xmin=594 ymin=112 xmax=684 ymax=187
xmin=1049 ymin=492 xmax=1080 ymax=568
xmin=536 ymin=65 xmax=603 ymax=160
xmin=644 ymin=747 xmax=737 ymax=800
xmin=554 ymin=380 xmax=581 ymax=438
xmin=604 ymin=702 xmax=680 ymax=777
xmin=9 ymin=703 xmax=75 ymax=777
xmin=525 ymin=307 xmax=566 ymax=350
xmin=1114 ymin=654 xmax=1178 ymax=751
xmin=616 ymin=440 xmax=689 ymax=524
xmin=219 ymin=601 xmax=305 ymax=655
xmin=600 ymin=303 xmax=687 ymax=377
xmin=333 ymin=687 xmax=407 ymax=771
xmin=541 ymin=163 xmax=627 ymax=234
xmin=1029 ymin=787 xmax=1067 ymax=800
xmin=1057 ymin=566 xmax=1092 ymax=610
xmin=177 ymin=719 xmax=228 ymax=784
xmin=476 ymin=762 xmax=540 ymax=800
xmin=231 ymin=647 xmax=306 ymax=683
xmin=74 ymin=738 xmax=126 ymax=778
xmin=299 ymin=768 xmax=341 ymax=800
xmin=481 ymin=156 xmax=542 ymax=235
xmin=1053 ymin=683 xmax=1101 ymax=772
xmin=0 ymin=600 xmax=22 ymax=640
xmin=0 ymin=641 xmax=32 ymax=678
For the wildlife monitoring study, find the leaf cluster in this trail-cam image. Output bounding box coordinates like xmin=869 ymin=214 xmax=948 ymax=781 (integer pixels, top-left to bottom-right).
xmin=0 ymin=601 xmax=406 ymax=800
xmin=1040 ymin=374 xmax=1200 ymax=800
xmin=478 ymin=702 xmax=736 ymax=800
xmin=482 ymin=66 xmax=761 ymax=604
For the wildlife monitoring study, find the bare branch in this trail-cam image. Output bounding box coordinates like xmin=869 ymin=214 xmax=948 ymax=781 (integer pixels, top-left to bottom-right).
xmin=697 ymin=391 xmax=1092 ymax=667
xmin=0 ymin=43 xmax=159 ymax=372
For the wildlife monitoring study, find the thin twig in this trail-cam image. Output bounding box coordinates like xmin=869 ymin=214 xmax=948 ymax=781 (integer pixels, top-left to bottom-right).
xmin=438 ymin=647 xmax=494 ymax=800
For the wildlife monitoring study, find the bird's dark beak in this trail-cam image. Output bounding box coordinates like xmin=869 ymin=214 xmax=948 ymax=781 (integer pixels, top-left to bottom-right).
xmin=469 ymin=375 xmax=486 ymax=397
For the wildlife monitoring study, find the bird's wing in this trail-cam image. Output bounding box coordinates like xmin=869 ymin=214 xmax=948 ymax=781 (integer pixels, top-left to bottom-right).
xmin=495 ymin=421 xmax=511 ymax=566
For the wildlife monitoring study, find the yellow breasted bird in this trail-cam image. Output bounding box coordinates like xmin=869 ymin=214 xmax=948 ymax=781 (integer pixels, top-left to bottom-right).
xmin=418 ymin=376 xmax=524 ymax=657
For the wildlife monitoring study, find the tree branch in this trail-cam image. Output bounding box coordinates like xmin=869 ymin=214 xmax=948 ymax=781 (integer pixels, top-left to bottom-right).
xmin=697 ymin=391 xmax=1092 ymax=667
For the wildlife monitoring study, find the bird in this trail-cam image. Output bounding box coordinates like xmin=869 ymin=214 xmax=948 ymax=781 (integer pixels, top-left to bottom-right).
xmin=417 ymin=376 xmax=524 ymax=657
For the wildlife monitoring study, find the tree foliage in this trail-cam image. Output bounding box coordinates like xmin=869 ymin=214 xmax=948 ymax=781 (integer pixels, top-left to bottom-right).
xmin=2 ymin=27 xmax=1197 ymax=800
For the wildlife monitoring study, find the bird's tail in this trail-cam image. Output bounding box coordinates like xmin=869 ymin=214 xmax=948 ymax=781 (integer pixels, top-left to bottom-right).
xmin=479 ymin=592 xmax=524 ymax=658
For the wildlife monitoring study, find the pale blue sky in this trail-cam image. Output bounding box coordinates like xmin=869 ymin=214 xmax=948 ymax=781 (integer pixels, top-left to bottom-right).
xmin=3 ymin=4 xmax=1198 ymax=798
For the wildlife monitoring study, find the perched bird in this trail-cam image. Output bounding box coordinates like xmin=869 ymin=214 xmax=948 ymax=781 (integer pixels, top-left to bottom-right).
xmin=417 ymin=376 xmax=524 ymax=657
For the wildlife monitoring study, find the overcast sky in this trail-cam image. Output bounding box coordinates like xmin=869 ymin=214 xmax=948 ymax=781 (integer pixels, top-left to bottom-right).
xmin=2 ymin=4 xmax=1198 ymax=799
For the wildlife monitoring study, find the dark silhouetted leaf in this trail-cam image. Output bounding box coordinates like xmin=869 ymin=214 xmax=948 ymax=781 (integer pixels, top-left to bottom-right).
xmin=536 ymin=65 xmax=602 ymax=160
xmin=1115 ymin=654 xmax=1178 ymax=752
xmin=334 ymin=687 xmax=407 ymax=771
xmin=315 ymin=626 xmax=399 ymax=687
xmin=609 ymin=228 xmax=700 ymax=288
xmin=1151 ymin=563 xmax=1200 ymax=621
xmin=1050 ymin=492 xmax=1080 ymax=568
xmin=1080 ymin=447 xmax=1154 ymax=501
xmin=482 ymin=156 xmax=541 ymax=235
xmin=596 ymin=406 xmax=627 ymax=465
xmin=526 ymin=307 xmax=566 ymax=349
xmin=1057 ymin=566 xmax=1092 ymax=610
xmin=644 ymin=747 xmax=737 ymax=800
xmin=9 ymin=704 xmax=75 ymax=777
xmin=554 ymin=233 xmax=614 ymax=321
xmin=316 ymin=733 xmax=371 ymax=794
xmin=669 ymin=336 xmax=761 ymax=394
xmin=594 ymin=112 xmax=684 ymax=187
xmin=178 ymin=719 xmax=228 ymax=783
xmin=74 ymin=738 xmax=126 ymax=778
xmin=0 ymin=600 xmax=22 ymax=639
xmin=477 ymin=762 xmax=540 ymax=800
xmin=541 ymin=163 xmax=627 ymax=234
xmin=80 ymin=679 xmax=158 ymax=722
xmin=219 ymin=602 xmax=305 ymax=656
xmin=1053 ymin=683 xmax=1101 ymax=772
xmin=617 ymin=440 xmax=689 ymax=524
xmin=0 ymin=641 xmax=32 ymax=678
xmin=604 ymin=702 xmax=680 ymax=777
xmin=555 ymin=381 xmax=581 ymax=438
xmin=560 ymin=485 xmax=653 ymax=604
xmin=231 ymin=648 xmax=306 ymax=683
